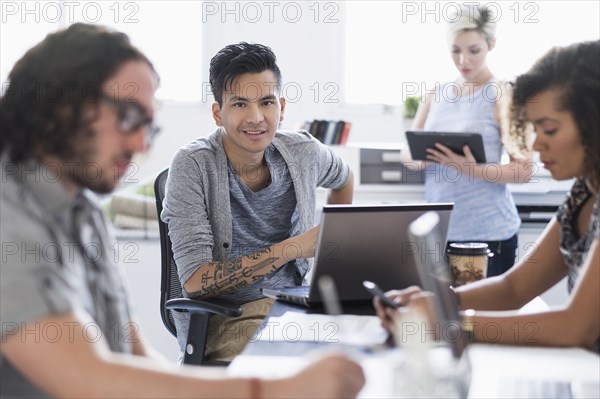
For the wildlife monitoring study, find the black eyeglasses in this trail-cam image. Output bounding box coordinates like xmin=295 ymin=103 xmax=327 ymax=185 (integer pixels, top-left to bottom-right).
xmin=100 ymin=93 xmax=161 ymax=143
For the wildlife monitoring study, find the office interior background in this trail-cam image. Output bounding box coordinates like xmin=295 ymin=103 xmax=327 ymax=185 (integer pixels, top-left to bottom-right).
xmin=2 ymin=0 xmax=599 ymax=360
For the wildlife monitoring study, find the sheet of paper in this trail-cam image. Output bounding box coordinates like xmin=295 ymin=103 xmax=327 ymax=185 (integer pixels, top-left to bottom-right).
xmin=253 ymin=313 xmax=388 ymax=346
xmin=228 ymin=352 xmax=399 ymax=398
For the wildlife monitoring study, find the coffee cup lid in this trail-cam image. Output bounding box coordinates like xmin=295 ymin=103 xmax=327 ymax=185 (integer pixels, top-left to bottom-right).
xmin=447 ymin=243 xmax=490 ymax=256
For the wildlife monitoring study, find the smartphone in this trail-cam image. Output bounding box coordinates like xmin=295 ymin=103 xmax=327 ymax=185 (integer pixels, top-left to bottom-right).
xmin=362 ymin=280 xmax=399 ymax=309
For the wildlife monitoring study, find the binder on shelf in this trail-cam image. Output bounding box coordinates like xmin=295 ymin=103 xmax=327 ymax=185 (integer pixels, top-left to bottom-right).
xmin=323 ymin=120 xmax=337 ymax=145
xmin=339 ymin=121 xmax=352 ymax=145
xmin=302 ymin=119 xmax=352 ymax=145
xmin=332 ymin=121 xmax=345 ymax=145
xmin=315 ymin=120 xmax=328 ymax=143
xmin=308 ymin=120 xmax=320 ymax=139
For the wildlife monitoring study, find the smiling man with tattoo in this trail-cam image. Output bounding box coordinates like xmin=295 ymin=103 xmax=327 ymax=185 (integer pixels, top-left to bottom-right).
xmin=161 ymin=42 xmax=354 ymax=362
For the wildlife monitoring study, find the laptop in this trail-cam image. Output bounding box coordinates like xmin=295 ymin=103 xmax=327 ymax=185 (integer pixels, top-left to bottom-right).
xmin=408 ymin=212 xmax=600 ymax=399
xmin=261 ymin=203 xmax=453 ymax=307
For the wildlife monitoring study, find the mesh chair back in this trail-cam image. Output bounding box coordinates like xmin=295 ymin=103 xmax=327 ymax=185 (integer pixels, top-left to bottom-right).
xmin=154 ymin=168 xmax=181 ymax=337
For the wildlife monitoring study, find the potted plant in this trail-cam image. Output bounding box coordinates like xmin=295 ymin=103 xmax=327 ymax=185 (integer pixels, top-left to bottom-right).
xmin=404 ymin=96 xmax=422 ymax=119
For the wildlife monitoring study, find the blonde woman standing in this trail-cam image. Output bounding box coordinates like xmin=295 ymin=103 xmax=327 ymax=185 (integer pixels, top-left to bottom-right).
xmin=411 ymin=5 xmax=533 ymax=277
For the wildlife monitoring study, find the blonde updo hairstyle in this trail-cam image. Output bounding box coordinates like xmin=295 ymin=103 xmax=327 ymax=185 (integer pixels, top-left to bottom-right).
xmin=447 ymin=5 xmax=497 ymax=49
xmin=446 ymin=5 xmax=532 ymax=159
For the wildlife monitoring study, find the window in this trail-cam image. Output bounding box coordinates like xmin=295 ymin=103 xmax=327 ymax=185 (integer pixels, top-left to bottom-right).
xmin=1 ymin=1 xmax=203 ymax=101
xmin=344 ymin=1 xmax=600 ymax=105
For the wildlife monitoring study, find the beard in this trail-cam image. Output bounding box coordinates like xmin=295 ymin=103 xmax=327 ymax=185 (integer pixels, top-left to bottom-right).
xmin=72 ymin=168 xmax=116 ymax=194
xmin=66 ymin=130 xmax=131 ymax=194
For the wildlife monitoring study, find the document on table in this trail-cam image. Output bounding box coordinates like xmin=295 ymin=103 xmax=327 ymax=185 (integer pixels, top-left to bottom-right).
xmin=228 ymin=352 xmax=399 ymax=397
xmin=253 ymin=313 xmax=388 ymax=346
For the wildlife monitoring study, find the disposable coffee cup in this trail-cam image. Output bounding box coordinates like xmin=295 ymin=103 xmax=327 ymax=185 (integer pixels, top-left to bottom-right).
xmin=447 ymin=243 xmax=491 ymax=287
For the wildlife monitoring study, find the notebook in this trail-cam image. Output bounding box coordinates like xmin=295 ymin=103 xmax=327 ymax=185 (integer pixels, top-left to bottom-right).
xmin=261 ymin=203 xmax=453 ymax=307
xmin=407 ymin=212 xmax=600 ymax=399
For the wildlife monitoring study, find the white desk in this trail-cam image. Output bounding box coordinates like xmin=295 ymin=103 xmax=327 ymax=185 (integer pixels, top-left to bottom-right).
xmin=467 ymin=344 xmax=600 ymax=398
xmin=229 ymin=343 xmax=599 ymax=398
xmin=227 ymin=302 xmax=600 ymax=398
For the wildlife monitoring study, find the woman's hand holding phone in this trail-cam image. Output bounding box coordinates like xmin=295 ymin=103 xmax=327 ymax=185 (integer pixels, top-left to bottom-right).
xmin=362 ymin=281 xmax=399 ymax=309
xmin=364 ymin=281 xmax=423 ymax=333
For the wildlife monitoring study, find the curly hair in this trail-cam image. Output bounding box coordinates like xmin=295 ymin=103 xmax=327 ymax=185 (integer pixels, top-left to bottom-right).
xmin=510 ymin=40 xmax=600 ymax=188
xmin=209 ymin=42 xmax=282 ymax=107
xmin=0 ymin=23 xmax=156 ymax=164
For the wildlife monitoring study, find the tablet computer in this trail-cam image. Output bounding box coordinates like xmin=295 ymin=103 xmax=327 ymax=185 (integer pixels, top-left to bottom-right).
xmin=405 ymin=131 xmax=487 ymax=163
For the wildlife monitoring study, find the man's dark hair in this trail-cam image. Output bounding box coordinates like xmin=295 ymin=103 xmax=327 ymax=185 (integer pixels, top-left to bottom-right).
xmin=510 ymin=40 xmax=600 ymax=188
xmin=0 ymin=23 xmax=157 ymax=164
xmin=209 ymin=42 xmax=282 ymax=106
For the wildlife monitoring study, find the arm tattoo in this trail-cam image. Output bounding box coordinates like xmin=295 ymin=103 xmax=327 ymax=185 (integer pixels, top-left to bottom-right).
xmin=247 ymin=247 xmax=271 ymax=261
xmin=196 ymin=254 xmax=281 ymax=297
xmin=252 ymin=257 xmax=279 ymax=273
xmin=224 ymin=258 xmax=242 ymax=276
xmin=201 ymin=271 xmax=213 ymax=286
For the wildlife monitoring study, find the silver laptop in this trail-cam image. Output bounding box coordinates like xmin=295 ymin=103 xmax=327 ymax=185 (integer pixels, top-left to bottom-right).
xmin=408 ymin=212 xmax=600 ymax=399
xmin=261 ymin=203 xmax=453 ymax=307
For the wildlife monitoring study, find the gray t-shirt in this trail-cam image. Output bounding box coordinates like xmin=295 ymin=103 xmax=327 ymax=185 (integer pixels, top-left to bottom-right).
xmin=223 ymin=145 xmax=302 ymax=304
xmin=0 ymin=155 xmax=133 ymax=397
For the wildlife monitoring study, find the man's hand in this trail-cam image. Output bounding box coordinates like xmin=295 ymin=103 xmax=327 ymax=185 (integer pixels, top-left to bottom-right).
xmin=266 ymin=354 xmax=365 ymax=398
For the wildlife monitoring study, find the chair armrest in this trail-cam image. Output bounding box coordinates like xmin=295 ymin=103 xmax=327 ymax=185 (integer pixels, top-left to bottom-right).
xmin=165 ymin=298 xmax=242 ymax=318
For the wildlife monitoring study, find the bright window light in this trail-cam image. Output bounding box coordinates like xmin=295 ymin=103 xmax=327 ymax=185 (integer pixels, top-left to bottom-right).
xmin=1 ymin=1 xmax=203 ymax=102
xmin=344 ymin=1 xmax=600 ymax=105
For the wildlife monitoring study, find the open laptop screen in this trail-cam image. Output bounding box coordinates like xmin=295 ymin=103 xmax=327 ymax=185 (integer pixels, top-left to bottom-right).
xmin=307 ymin=203 xmax=453 ymax=304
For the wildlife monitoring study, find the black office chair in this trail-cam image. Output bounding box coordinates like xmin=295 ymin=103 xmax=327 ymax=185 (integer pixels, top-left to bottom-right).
xmin=154 ymin=168 xmax=242 ymax=365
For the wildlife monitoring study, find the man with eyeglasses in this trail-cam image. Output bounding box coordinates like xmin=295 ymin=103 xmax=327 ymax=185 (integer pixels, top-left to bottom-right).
xmin=0 ymin=24 xmax=364 ymax=398
xmin=100 ymin=92 xmax=162 ymax=145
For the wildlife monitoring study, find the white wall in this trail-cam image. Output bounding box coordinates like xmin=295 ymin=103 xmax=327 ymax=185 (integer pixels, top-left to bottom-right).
xmin=135 ymin=2 xmax=412 ymax=181
xmin=3 ymin=1 xmax=598 ymax=184
xmin=133 ymin=1 xmax=599 ymax=182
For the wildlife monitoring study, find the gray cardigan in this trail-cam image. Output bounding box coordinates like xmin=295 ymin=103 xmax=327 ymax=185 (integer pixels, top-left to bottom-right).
xmin=161 ymin=129 xmax=350 ymax=290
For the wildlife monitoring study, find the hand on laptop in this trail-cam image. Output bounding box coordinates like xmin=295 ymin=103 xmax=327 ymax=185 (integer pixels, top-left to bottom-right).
xmin=373 ymin=286 xmax=422 ymax=333
xmin=266 ymin=354 xmax=365 ymax=398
